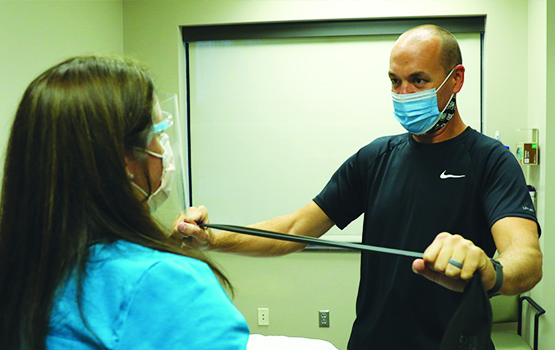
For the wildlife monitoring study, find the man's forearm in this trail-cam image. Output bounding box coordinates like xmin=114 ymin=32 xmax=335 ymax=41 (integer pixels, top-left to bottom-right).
xmin=210 ymin=218 xmax=307 ymax=257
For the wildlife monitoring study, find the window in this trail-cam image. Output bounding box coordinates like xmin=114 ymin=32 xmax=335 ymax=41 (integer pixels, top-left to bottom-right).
xmin=181 ymin=17 xmax=484 ymax=242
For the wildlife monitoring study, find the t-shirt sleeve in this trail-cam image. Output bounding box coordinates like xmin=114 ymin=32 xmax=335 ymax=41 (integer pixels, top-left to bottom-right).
xmin=116 ymin=258 xmax=249 ymax=349
xmin=314 ymin=150 xmax=367 ymax=229
xmin=481 ymin=146 xmax=541 ymax=235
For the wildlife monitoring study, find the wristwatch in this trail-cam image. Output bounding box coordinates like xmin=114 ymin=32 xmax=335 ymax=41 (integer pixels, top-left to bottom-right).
xmin=488 ymin=258 xmax=503 ymax=297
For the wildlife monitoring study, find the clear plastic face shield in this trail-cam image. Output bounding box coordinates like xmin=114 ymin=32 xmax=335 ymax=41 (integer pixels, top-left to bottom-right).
xmin=153 ymin=93 xmax=189 ymax=217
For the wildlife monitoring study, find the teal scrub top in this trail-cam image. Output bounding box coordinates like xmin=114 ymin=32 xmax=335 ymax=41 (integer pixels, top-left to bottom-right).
xmin=47 ymin=240 xmax=249 ymax=349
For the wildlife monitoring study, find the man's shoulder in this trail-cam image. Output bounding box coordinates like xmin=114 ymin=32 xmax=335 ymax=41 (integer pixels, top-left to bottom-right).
xmin=346 ymin=133 xmax=409 ymax=169
xmin=458 ymin=127 xmax=504 ymax=148
xmin=359 ymin=132 xmax=409 ymax=155
xmin=455 ymin=128 xmax=513 ymax=163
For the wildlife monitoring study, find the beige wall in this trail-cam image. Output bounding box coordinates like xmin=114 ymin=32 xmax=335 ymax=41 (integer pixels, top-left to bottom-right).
xmin=0 ymin=0 xmax=124 ymax=172
xmin=214 ymin=251 xmax=361 ymax=347
xmin=0 ymin=0 xmax=552 ymax=349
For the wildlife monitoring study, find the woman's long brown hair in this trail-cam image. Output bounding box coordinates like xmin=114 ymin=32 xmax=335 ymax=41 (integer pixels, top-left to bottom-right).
xmin=0 ymin=55 xmax=230 ymax=350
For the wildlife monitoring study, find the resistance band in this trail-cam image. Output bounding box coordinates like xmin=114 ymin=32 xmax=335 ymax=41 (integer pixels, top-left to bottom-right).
xmin=201 ymin=223 xmax=492 ymax=349
xmin=199 ymin=223 xmax=463 ymax=268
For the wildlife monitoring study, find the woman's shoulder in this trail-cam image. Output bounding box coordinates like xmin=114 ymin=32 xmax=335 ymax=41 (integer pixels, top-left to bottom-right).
xmin=89 ymin=240 xmax=212 ymax=281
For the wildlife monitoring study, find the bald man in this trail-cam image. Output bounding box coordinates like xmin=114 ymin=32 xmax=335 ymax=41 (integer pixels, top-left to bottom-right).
xmin=178 ymin=25 xmax=542 ymax=349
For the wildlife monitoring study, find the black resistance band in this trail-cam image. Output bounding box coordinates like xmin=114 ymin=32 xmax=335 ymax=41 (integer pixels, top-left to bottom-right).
xmin=199 ymin=223 xmax=463 ymax=268
xmin=201 ymin=223 xmax=492 ymax=350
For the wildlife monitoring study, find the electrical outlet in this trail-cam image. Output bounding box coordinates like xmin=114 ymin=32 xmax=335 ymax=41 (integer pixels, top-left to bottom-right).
xmin=258 ymin=308 xmax=269 ymax=326
xmin=319 ymin=310 xmax=330 ymax=328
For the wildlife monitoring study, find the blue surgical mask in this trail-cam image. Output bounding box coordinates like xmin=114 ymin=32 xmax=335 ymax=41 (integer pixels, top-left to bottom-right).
xmin=391 ymin=69 xmax=456 ymax=135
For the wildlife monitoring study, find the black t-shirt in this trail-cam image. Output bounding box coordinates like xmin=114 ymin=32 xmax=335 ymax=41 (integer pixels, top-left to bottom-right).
xmin=314 ymin=127 xmax=539 ymax=350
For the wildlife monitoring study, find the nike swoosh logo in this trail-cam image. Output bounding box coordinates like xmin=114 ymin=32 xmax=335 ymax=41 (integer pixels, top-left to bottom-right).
xmin=440 ymin=170 xmax=466 ymax=179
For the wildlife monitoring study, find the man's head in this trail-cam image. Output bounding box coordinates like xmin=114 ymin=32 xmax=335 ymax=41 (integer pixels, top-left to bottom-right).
xmin=389 ymin=25 xmax=465 ymax=140
xmin=401 ymin=25 xmax=462 ymax=75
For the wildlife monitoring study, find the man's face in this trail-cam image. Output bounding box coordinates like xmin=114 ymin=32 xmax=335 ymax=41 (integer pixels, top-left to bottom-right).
xmin=388 ymin=36 xmax=453 ymax=111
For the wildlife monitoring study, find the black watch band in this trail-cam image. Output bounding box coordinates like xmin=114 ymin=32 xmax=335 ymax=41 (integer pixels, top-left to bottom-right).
xmin=488 ymin=258 xmax=503 ymax=297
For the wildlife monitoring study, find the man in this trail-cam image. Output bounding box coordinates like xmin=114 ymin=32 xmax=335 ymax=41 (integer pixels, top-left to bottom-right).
xmin=176 ymin=25 xmax=542 ymax=349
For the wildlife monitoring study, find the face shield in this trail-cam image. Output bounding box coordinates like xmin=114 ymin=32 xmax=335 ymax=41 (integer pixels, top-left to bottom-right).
xmin=155 ymin=93 xmax=190 ymax=216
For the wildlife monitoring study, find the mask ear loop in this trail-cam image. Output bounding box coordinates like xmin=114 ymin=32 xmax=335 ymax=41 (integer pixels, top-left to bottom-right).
xmin=435 ymin=66 xmax=458 ymax=116
xmin=439 ymin=94 xmax=456 ymax=114
xmin=126 ymin=166 xmax=149 ymax=200
xmin=130 ymin=180 xmax=150 ymax=199
xmin=436 ymin=67 xmax=456 ymax=93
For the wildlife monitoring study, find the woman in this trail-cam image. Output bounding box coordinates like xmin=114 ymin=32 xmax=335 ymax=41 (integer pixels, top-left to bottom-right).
xmin=0 ymin=55 xmax=249 ymax=349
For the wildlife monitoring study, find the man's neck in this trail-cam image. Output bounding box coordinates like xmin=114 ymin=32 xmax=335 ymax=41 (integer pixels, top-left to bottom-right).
xmin=412 ymin=112 xmax=467 ymax=144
